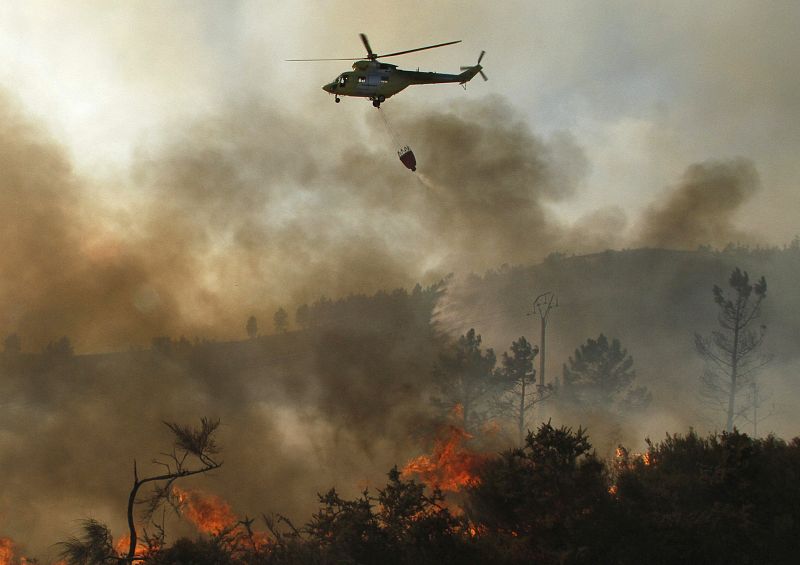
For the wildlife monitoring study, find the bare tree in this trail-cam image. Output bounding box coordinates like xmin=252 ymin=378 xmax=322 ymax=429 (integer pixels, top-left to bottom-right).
xmin=695 ymin=267 xmax=769 ymax=432
xmin=59 ymin=418 xmax=222 ymax=564
xmin=739 ymin=380 xmax=778 ymax=437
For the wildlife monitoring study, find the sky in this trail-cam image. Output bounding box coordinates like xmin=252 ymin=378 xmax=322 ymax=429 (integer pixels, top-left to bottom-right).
xmin=0 ymin=0 xmax=797 ymax=349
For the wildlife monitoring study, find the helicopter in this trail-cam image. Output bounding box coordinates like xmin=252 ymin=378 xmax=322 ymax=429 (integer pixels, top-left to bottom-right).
xmin=288 ymin=33 xmax=486 ymax=108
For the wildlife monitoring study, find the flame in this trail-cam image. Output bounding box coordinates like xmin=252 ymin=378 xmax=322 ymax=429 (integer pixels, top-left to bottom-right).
xmin=114 ymin=535 xmax=128 ymax=556
xmin=173 ymin=487 xmax=237 ymax=534
xmin=170 ymin=487 xmax=273 ymax=553
xmin=114 ymin=534 xmax=149 ymax=559
xmin=244 ymin=530 xmax=273 ymax=552
xmin=0 ymin=537 xmax=37 ymax=565
xmin=401 ymin=425 xmax=487 ymax=492
xmin=0 ymin=538 xmax=14 ymax=565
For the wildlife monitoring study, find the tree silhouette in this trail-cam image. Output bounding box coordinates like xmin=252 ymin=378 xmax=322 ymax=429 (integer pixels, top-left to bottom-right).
xmin=432 ymin=329 xmax=497 ymax=433
xmin=273 ymin=307 xmax=288 ymax=334
xmin=466 ymin=421 xmax=611 ymax=562
xmin=695 ymin=267 xmax=769 ymax=432
xmin=245 ymin=315 xmax=258 ymax=339
xmin=58 ymin=519 xmax=117 ymax=565
xmin=613 ymin=430 xmax=800 ymax=564
xmin=496 ymin=336 xmax=549 ymax=444
xmin=3 ymin=333 xmax=20 ymax=355
xmin=58 ymin=418 xmax=222 ymax=564
xmin=303 ymin=467 xmax=466 ymax=565
xmin=295 ymin=303 xmax=310 ymax=330
xmin=44 ymin=335 xmax=74 ymax=359
xmin=561 ymin=334 xmax=650 ymax=412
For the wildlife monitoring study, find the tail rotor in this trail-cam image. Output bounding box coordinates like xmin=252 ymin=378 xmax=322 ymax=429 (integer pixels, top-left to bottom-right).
xmin=461 ymin=50 xmax=487 ymax=81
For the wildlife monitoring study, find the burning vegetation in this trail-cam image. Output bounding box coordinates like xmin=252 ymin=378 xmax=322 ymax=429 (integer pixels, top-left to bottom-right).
xmin=401 ymin=425 xmax=487 ymax=492
xmin=2 ymin=252 xmax=800 ymax=564
xmin=172 ymin=487 xmax=237 ymax=535
xmin=27 ymin=418 xmax=798 ymax=565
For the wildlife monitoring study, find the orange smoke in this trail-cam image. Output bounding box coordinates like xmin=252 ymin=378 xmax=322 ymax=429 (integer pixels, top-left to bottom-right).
xmin=173 ymin=487 xmax=238 ymax=534
xmin=401 ymin=425 xmax=487 ymax=492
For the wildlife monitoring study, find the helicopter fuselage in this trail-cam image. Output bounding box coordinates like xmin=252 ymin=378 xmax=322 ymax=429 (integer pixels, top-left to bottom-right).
xmin=322 ymin=60 xmax=481 ymax=106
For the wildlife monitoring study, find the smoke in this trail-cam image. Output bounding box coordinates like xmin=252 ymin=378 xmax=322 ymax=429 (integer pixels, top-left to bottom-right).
xmin=0 ymin=90 xmax=597 ymax=353
xmin=393 ymin=98 xmax=587 ymax=266
xmin=637 ymin=158 xmax=760 ymax=249
xmin=0 ymin=94 xmax=174 ymax=353
xmin=0 ymin=71 xmax=783 ymax=564
xmin=0 ymin=89 xmax=591 ymax=559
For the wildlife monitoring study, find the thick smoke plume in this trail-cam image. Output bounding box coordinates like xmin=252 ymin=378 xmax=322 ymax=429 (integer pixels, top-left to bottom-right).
xmin=0 ymin=90 xmax=590 ymax=559
xmin=0 ymin=86 xmax=782 ymax=562
xmin=0 ymin=92 xmax=591 ymax=353
xmin=637 ymin=158 xmax=760 ymax=249
xmin=0 ymin=93 xmax=183 ymax=352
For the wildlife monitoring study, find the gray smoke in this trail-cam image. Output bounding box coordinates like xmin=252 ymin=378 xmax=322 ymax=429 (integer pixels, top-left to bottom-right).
xmin=0 ymin=88 xmax=782 ymax=562
xmin=637 ymin=158 xmax=760 ymax=249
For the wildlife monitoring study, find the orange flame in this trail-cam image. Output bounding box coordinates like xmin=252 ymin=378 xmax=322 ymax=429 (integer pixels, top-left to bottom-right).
xmin=114 ymin=534 xmax=148 ymax=559
xmin=173 ymin=487 xmax=237 ymax=534
xmin=0 ymin=538 xmax=14 ymax=565
xmin=401 ymin=425 xmax=487 ymax=492
xmin=171 ymin=487 xmax=273 ymax=553
xmin=114 ymin=535 xmax=128 ymax=556
xmin=0 ymin=537 xmax=37 ymax=565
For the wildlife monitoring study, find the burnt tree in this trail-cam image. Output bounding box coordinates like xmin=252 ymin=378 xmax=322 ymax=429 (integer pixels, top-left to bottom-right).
xmin=59 ymin=418 xmax=222 ymax=564
xmin=695 ymin=267 xmax=768 ymax=432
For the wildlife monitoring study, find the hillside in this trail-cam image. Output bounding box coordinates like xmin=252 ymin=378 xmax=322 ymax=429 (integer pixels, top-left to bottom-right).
xmin=2 ymin=245 xmax=799 ymax=560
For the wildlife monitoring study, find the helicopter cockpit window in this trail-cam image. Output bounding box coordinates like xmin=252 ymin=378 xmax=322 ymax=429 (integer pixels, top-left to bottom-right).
xmin=338 ymin=75 xmax=347 ymax=87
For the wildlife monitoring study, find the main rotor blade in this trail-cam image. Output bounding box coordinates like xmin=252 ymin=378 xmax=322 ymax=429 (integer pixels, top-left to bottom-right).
xmin=360 ymin=33 xmax=375 ymax=58
xmin=285 ymin=57 xmax=360 ymax=61
xmin=379 ymin=40 xmax=461 ymax=58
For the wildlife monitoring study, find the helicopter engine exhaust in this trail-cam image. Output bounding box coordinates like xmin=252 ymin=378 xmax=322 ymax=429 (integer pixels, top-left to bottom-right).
xmin=398 ymin=146 xmax=417 ymax=172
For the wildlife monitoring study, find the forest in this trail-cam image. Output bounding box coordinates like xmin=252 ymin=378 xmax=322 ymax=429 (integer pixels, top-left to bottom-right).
xmin=2 ymin=244 xmax=800 ymax=564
